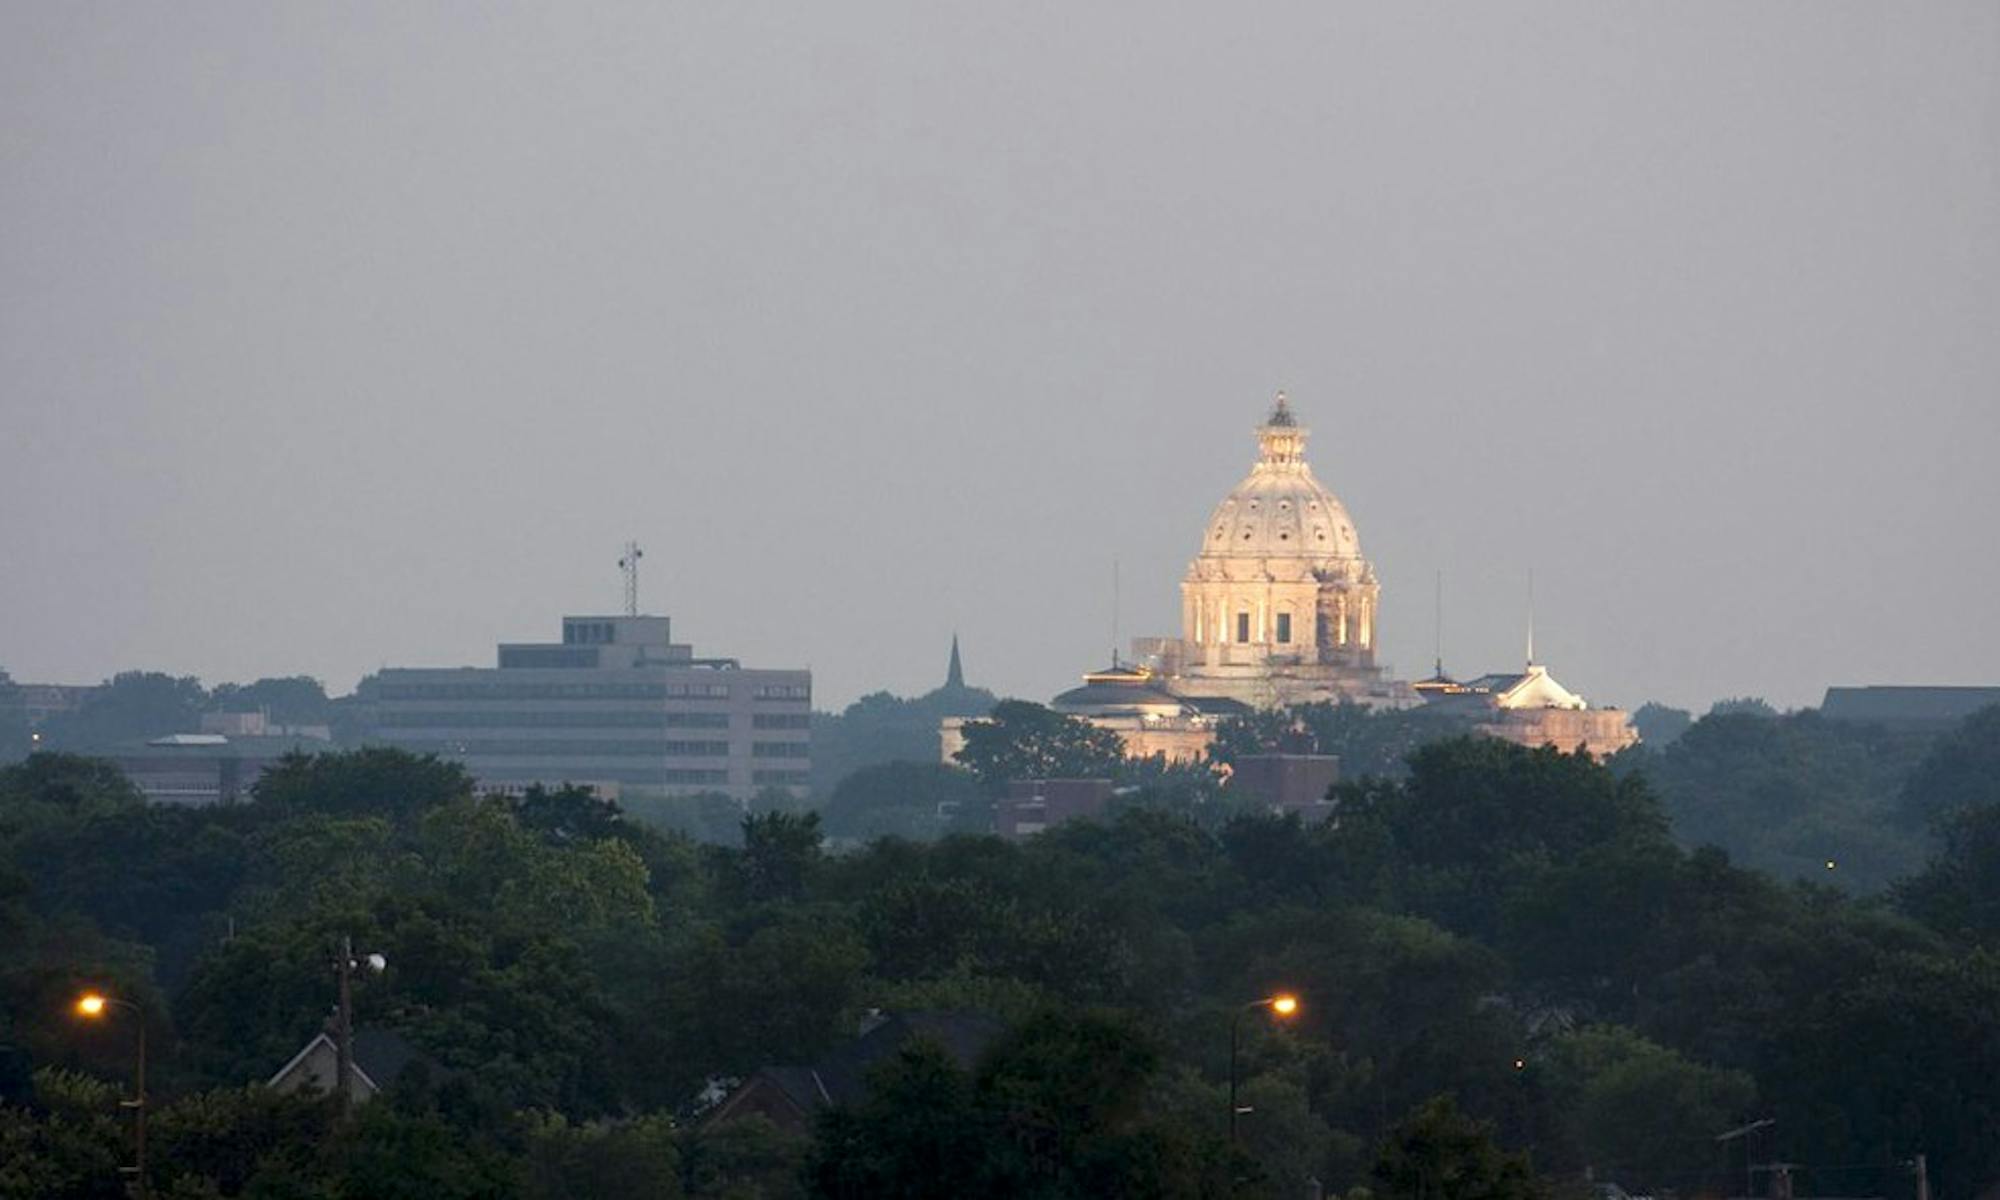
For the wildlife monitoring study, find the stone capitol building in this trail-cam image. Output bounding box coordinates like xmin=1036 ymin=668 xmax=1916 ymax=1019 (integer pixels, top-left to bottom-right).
xmin=1129 ymin=392 xmax=1408 ymax=709
xmin=1041 ymin=392 xmax=1637 ymax=762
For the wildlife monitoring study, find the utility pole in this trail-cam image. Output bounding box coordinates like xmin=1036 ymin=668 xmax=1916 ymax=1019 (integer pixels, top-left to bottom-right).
xmin=1914 ymin=1153 xmax=1931 ymax=1200
xmin=334 ymin=935 xmax=354 ymax=1112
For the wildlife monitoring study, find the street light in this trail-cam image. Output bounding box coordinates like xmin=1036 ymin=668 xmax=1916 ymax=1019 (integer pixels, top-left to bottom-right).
xmin=73 ymin=989 xmax=148 ymax=1199
xmin=1230 ymin=992 xmax=1300 ymax=1145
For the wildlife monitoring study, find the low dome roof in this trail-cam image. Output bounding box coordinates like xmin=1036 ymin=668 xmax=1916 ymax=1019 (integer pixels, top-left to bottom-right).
xmin=1197 ymin=394 xmax=1363 ymax=562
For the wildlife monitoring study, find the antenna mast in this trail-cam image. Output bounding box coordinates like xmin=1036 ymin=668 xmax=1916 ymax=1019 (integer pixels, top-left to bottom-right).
xmin=1526 ymin=567 xmax=1536 ymax=668
xmin=1434 ymin=569 xmax=1444 ymax=678
xmin=618 ymin=541 xmax=644 ymax=617
xmin=1111 ymin=557 xmax=1121 ymax=668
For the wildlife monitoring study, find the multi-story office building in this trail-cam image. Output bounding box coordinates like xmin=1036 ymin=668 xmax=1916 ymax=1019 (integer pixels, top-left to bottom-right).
xmin=370 ymin=614 xmax=809 ymax=803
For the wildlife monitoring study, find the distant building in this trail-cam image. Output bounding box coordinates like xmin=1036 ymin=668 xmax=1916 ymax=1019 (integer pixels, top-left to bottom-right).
xmin=1046 ymin=665 xmax=1245 ymax=763
xmin=107 ymin=716 xmax=335 ymax=804
xmin=1820 ymin=686 xmax=2000 ymax=730
xmin=1414 ymin=662 xmax=1637 ymax=759
xmin=1227 ymin=753 xmax=1340 ymax=815
xmin=369 ymin=614 xmax=810 ymax=803
xmin=994 ymin=778 xmax=1116 ymax=838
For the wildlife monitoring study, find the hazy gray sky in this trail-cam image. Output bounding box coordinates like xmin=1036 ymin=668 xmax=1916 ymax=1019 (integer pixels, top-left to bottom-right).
xmin=4 ymin=3 xmax=1996 ymax=713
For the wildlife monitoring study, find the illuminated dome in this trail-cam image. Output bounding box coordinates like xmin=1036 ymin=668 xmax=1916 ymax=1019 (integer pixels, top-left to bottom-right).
xmin=1196 ymin=393 xmax=1364 ymax=565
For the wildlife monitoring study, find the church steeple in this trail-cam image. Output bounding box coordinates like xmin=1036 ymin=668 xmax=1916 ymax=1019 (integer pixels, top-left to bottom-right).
xmin=946 ymin=634 xmax=965 ymax=691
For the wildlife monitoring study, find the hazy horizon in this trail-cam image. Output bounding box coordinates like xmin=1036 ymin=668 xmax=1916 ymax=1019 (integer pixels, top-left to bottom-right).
xmin=6 ymin=4 xmax=1997 ymax=715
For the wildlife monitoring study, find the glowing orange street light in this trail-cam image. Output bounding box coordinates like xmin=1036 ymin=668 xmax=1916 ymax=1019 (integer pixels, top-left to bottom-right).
xmin=72 ymin=989 xmax=147 ymax=1198
xmin=1231 ymin=992 xmax=1302 ymax=1145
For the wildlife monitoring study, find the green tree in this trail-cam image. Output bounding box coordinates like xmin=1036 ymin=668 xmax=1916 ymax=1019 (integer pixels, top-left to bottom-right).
xmin=1896 ymin=705 xmax=2000 ymax=828
xmin=681 ymin=1114 xmax=810 ymax=1200
xmin=810 ymin=1040 xmax=983 ymax=1198
xmin=251 ymin=747 xmax=473 ymax=819
xmin=822 ymin=762 xmax=981 ymax=843
xmin=520 ymin=1111 xmax=683 ymax=1200
xmin=1628 ymin=702 xmax=1692 ymax=748
xmin=40 ymin=672 xmax=208 ymax=751
xmin=1628 ymin=710 xmax=1933 ymax=890
xmin=1372 ymin=1095 xmax=1546 ymax=1200
xmin=952 ymin=701 xmax=1127 ymax=792
xmin=1328 ymin=738 xmax=1668 ymax=943
xmin=1898 ymin=801 xmax=2000 ymax=941
xmin=1541 ymin=1026 xmax=1755 ymax=1190
xmin=206 ymin=677 xmax=331 ymax=727
xmin=810 ymin=684 xmax=996 ymax=800
xmin=0 ymin=669 xmax=28 ymax=763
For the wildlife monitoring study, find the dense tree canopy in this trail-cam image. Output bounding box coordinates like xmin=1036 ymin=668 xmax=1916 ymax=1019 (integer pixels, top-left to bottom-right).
xmin=1 ymin=727 xmax=1995 ymax=1198
xmin=951 ymin=700 xmax=1128 ymax=791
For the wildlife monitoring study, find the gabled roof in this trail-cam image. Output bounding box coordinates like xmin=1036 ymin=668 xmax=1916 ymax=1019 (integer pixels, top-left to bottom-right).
xmin=267 ymin=1027 xmax=428 ymax=1094
xmin=1418 ymin=665 xmax=1587 ymax=711
xmin=713 ymin=1012 xmax=1003 ymax=1124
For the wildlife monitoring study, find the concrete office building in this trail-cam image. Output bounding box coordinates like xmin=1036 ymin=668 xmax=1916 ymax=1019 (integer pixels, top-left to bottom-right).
xmin=371 ymin=614 xmax=810 ymax=803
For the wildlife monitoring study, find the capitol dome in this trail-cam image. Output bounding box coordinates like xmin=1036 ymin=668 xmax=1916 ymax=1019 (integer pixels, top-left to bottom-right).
xmin=1197 ymin=393 xmax=1364 ymax=563
xmin=1155 ymin=391 xmax=1387 ymax=708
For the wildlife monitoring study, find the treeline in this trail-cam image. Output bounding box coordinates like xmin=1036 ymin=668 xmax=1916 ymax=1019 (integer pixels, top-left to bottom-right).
xmin=2 ymin=711 xmax=1999 ymax=1198
xmin=0 ymin=668 xmax=348 ymax=754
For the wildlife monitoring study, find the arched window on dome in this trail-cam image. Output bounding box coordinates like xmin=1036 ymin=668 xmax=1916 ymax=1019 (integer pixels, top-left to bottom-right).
xmin=1275 ymin=611 xmax=1293 ymax=645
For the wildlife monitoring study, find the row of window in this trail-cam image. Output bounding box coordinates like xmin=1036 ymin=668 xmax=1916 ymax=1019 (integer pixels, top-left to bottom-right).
xmin=751 ymin=742 xmax=809 ymax=759
xmin=562 ymin=621 xmax=617 ymax=645
xmin=379 ymin=682 xmax=808 ymax=702
xmin=498 ymin=648 xmax=601 ymax=669
xmin=470 ymin=766 xmax=732 ymax=786
xmin=752 ymin=713 xmax=812 ymax=729
xmin=752 ymin=769 xmax=809 ymax=786
xmin=379 ymin=710 xmax=732 ymax=729
xmin=392 ymin=738 xmax=736 ymax=758
xmin=754 ymin=684 xmax=811 ymax=701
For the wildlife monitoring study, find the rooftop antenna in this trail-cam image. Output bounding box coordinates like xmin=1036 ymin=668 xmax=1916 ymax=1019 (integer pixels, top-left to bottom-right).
xmin=1434 ymin=569 xmax=1445 ymax=678
xmin=1525 ymin=567 xmax=1536 ymax=669
xmin=1111 ymin=557 xmax=1121 ymax=669
xmin=618 ymin=541 xmax=644 ymax=617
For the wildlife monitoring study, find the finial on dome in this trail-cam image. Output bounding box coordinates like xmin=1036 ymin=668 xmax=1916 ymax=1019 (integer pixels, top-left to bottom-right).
xmin=1266 ymin=390 xmax=1297 ymax=427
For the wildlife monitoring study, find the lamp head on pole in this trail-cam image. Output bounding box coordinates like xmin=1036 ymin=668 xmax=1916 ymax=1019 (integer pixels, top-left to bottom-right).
xmin=75 ymin=992 xmax=109 ymax=1018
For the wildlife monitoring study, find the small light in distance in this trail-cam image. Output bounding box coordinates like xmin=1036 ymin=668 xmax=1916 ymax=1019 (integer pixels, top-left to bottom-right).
xmin=1512 ymin=1058 xmax=1526 ymax=1070
xmin=1826 ymin=860 xmax=1837 ymax=870
xmin=1271 ymin=994 xmax=1299 ymax=1017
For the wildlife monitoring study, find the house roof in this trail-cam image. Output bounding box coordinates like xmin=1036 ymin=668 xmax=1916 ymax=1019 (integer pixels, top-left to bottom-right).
xmin=267 ymin=1027 xmax=429 ymax=1094
xmin=720 ymin=1011 xmax=1004 ymax=1121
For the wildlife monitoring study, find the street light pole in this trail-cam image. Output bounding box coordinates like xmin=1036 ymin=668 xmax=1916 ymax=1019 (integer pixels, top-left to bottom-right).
xmin=74 ymin=992 xmax=147 ymax=1200
xmin=1229 ymin=993 xmax=1299 ymax=1146
xmin=130 ymin=1018 xmax=147 ymax=1200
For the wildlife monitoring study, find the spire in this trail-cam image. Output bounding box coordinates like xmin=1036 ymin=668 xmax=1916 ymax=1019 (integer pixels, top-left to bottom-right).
xmin=1266 ymin=389 xmax=1296 ymax=427
xmin=946 ymin=634 xmax=965 ymax=691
